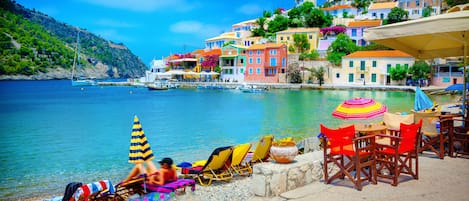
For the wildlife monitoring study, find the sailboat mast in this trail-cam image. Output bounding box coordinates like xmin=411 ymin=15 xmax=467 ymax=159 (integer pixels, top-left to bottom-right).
xmin=71 ymin=31 xmax=80 ymax=81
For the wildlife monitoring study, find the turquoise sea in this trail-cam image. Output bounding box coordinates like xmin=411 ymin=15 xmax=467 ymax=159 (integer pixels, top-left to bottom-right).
xmin=0 ymin=80 xmax=455 ymax=200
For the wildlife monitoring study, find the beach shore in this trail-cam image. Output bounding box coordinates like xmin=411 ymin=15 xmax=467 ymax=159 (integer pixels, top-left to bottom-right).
xmin=34 ymin=153 xmax=469 ymax=201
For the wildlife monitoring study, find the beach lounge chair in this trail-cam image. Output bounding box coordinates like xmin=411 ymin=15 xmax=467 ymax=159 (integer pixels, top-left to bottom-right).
xmin=375 ymin=120 xmax=422 ymax=186
xmin=144 ymin=178 xmax=196 ymax=194
xmin=180 ymin=146 xmax=233 ymax=186
xmin=71 ymin=180 xmax=115 ymax=201
xmin=113 ymin=175 xmax=146 ymax=200
xmin=320 ymin=124 xmax=377 ymax=191
xmin=249 ymin=135 xmax=274 ymax=164
xmin=230 ymin=143 xmax=252 ymax=176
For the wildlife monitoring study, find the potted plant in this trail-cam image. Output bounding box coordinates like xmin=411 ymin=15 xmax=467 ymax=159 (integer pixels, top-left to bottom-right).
xmin=270 ymin=137 xmax=298 ymax=163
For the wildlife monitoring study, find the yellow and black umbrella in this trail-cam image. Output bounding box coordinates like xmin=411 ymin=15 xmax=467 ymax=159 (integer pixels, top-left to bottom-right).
xmin=128 ymin=115 xmax=154 ymax=164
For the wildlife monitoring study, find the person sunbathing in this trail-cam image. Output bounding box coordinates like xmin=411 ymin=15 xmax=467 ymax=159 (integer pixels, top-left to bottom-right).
xmin=124 ymin=157 xmax=178 ymax=185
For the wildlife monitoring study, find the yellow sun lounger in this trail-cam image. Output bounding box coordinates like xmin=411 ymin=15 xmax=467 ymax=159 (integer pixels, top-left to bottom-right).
xmin=181 ymin=146 xmax=233 ymax=186
xmin=230 ymin=143 xmax=252 ymax=176
xmin=250 ymin=135 xmax=274 ymax=164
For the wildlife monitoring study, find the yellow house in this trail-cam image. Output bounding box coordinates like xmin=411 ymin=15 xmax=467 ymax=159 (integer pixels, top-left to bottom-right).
xmin=332 ymin=50 xmax=415 ymax=85
xmin=276 ymin=28 xmax=320 ymax=53
xmin=205 ymin=32 xmax=241 ymax=50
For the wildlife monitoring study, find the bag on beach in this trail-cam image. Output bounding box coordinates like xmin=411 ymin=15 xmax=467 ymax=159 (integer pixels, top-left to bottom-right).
xmin=62 ymin=182 xmax=82 ymax=201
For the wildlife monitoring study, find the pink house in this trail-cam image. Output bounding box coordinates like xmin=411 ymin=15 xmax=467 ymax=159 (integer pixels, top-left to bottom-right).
xmin=244 ymin=43 xmax=288 ymax=83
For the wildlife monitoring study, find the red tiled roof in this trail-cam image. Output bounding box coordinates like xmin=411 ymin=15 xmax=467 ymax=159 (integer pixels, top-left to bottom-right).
xmin=247 ymin=43 xmax=285 ymax=50
xmin=201 ymin=49 xmax=221 ymax=56
xmin=322 ymin=5 xmax=354 ymax=11
xmin=344 ymin=50 xmax=413 ymax=58
xmin=348 ymin=20 xmax=382 ymax=27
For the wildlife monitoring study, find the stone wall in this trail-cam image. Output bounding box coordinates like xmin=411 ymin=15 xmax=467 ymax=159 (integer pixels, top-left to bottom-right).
xmin=250 ymin=151 xmax=324 ymax=197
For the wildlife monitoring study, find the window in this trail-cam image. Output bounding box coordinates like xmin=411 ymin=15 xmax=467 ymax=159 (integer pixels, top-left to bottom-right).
xmin=336 ymin=73 xmax=340 ymax=78
xmin=249 ymin=58 xmax=253 ymax=64
xmin=349 ymin=61 xmax=354 ymax=67
xmin=256 ymin=68 xmax=261 ymax=74
xmin=287 ymin=36 xmax=290 ymax=40
xmin=249 ymin=68 xmax=253 ymax=74
xmin=257 ymin=50 xmax=261 ymax=55
xmin=309 ymin=34 xmax=312 ymax=39
xmin=270 ymin=50 xmax=277 ymax=55
xmin=348 ymin=73 xmax=354 ymax=82
xmin=282 ymin=58 xmax=286 ymax=67
xmin=352 ymin=29 xmax=357 ymax=37
xmin=360 ymin=61 xmax=365 ymax=71
xmin=270 ymin=58 xmax=277 ymax=66
xmin=372 ymin=61 xmax=377 ymax=67
xmin=396 ymin=64 xmax=401 ymax=68
xmin=249 ymin=50 xmax=253 ymax=56
xmin=371 ymin=73 xmax=377 ymax=82
xmin=404 ymin=64 xmax=409 ymax=68
xmin=256 ymin=57 xmax=261 ymax=64
xmin=240 ymin=58 xmax=244 ymax=64
xmin=280 ymin=36 xmax=284 ymax=41
xmin=387 ymin=64 xmax=391 ymax=73
xmin=416 ymin=0 xmax=420 ymax=6
xmin=360 ymin=74 xmax=364 ymax=79
xmin=240 ymin=68 xmax=244 ymax=74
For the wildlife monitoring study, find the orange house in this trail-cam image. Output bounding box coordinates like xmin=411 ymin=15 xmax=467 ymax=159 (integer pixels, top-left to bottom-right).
xmin=244 ymin=43 xmax=288 ymax=83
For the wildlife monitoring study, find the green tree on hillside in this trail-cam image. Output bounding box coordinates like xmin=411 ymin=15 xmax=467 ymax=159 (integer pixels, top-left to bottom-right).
xmin=326 ymin=33 xmax=358 ymax=65
xmin=386 ymin=7 xmax=408 ymax=24
xmin=409 ymin=61 xmax=431 ymax=80
xmin=352 ymin=0 xmax=372 ymax=14
xmin=390 ymin=65 xmax=408 ymax=81
xmin=422 ymin=6 xmax=433 ymax=17
xmin=309 ymin=66 xmax=325 ymax=86
xmin=267 ymin=15 xmax=289 ymax=36
xmin=304 ymin=8 xmax=332 ymax=28
xmin=292 ymin=33 xmax=310 ymax=54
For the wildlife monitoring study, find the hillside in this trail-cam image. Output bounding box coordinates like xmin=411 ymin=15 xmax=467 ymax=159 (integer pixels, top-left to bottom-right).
xmin=0 ymin=0 xmax=147 ymax=80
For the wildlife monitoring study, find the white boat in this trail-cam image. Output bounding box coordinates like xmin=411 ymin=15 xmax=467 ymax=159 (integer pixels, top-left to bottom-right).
xmin=238 ymin=83 xmax=266 ymax=93
xmin=71 ymin=31 xmax=96 ymax=86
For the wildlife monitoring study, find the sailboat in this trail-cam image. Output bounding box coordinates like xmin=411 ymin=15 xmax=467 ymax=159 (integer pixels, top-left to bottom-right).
xmin=71 ymin=31 xmax=96 ymax=86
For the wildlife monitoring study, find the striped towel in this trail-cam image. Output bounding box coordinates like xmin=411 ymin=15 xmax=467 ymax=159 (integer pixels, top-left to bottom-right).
xmin=72 ymin=180 xmax=115 ymax=201
xmin=144 ymin=179 xmax=196 ymax=193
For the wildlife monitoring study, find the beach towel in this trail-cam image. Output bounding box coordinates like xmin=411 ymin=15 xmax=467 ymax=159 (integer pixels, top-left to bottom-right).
xmin=63 ymin=182 xmax=82 ymax=201
xmin=144 ymin=179 xmax=196 ymax=193
xmin=72 ymin=180 xmax=114 ymax=201
xmin=128 ymin=192 xmax=173 ymax=201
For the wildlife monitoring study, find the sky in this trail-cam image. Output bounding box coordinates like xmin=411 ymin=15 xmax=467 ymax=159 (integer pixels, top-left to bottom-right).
xmin=15 ymin=0 xmax=306 ymax=68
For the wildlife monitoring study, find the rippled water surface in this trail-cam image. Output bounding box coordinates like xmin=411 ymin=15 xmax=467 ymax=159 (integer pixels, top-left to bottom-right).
xmin=0 ymin=80 xmax=455 ymax=199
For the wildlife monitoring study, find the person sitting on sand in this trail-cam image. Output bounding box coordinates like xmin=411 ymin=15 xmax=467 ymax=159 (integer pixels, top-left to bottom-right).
xmin=124 ymin=157 xmax=178 ymax=185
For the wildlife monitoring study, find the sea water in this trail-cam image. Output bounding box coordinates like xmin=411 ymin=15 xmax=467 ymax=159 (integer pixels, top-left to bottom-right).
xmin=0 ymin=80 xmax=453 ymax=199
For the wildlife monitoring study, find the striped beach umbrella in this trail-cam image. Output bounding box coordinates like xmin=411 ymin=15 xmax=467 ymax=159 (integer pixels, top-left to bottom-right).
xmin=128 ymin=115 xmax=154 ymax=164
xmin=332 ymin=97 xmax=387 ymax=120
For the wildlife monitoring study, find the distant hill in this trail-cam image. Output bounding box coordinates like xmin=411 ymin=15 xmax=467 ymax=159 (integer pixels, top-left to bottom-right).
xmin=0 ymin=0 xmax=147 ymax=80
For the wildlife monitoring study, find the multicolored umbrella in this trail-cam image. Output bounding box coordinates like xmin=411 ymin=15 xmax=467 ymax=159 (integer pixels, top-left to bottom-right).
xmin=128 ymin=115 xmax=154 ymax=164
xmin=332 ymin=97 xmax=387 ymax=120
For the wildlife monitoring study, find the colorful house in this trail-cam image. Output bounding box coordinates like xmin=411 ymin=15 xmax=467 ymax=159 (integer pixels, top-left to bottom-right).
xmin=322 ymin=4 xmax=358 ymax=18
xmin=244 ymin=43 xmax=288 ymax=83
xmin=219 ymin=44 xmax=247 ymax=82
xmin=276 ymin=28 xmax=320 ymax=54
xmin=367 ymin=2 xmax=398 ymax=20
xmin=398 ymin=0 xmax=441 ymax=20
xmin=346 ymin=20 xmax=382 ymax=47
xmin=200 ymin=49 xmax=222 ymax=72
xmin=332 ymin=50 xmax=414 ymax=85
xmin=205 ymin=32 xmax=240 ymax=50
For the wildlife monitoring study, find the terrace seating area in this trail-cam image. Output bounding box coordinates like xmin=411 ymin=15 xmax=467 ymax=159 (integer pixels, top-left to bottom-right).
xmin=314 ymin=111 xmax=469 ymax=192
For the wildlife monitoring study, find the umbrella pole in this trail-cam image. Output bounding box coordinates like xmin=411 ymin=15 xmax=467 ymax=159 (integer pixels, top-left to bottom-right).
xmin=463 ymin=41 xmax=467 ymax=119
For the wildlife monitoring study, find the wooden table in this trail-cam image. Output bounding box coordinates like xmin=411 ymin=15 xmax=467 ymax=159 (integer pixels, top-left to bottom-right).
xmin=355 ymin=124 xmax=387 ymax=135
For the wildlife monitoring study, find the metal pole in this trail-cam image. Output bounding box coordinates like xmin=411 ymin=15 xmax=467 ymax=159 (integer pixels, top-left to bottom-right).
xmin=462 ymin=41 xmax=467 ymax=119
